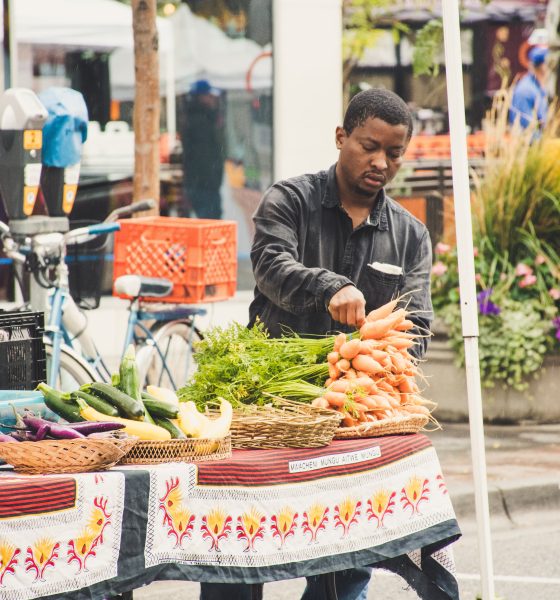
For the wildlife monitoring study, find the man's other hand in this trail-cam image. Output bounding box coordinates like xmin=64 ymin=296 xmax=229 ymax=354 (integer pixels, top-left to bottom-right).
xmin=328 ymin=285 xmax=366 ymax=328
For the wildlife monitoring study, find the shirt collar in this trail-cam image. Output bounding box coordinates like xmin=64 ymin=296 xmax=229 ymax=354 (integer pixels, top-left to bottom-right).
xmin=324 ymin=163 xmax=389 ymax=231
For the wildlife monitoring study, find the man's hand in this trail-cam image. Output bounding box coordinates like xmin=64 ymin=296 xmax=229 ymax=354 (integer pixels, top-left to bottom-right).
xmin=328 ymin=285 xmax=366 ymax=328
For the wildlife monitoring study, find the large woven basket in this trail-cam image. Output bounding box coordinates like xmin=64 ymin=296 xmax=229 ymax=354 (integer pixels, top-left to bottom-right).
xmin=225 ymin=398 xmax=343 ymax=449
xmin=119 ymin=434 xmax=232 ymax=465
xmin=334 ymin=414 xmax=429 ymax=439
xmin=0 ymin=437 xmax=137 ymax=474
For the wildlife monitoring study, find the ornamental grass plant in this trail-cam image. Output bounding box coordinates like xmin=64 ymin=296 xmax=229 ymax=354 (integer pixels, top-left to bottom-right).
xmin=431 ymin=91 xmax=560 ymax=391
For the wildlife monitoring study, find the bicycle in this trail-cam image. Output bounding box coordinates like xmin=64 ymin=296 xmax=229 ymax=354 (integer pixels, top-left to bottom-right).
xmin=0 ymin=201 xmax=205 ymax=392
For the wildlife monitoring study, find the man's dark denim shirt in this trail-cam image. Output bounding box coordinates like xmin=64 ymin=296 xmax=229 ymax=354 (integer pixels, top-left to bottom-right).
xmin=249 ymin=164 xmax=433 ymax=358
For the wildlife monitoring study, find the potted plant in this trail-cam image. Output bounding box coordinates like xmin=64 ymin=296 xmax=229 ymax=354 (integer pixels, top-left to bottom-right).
xmin=426 ymin=92 xmax=560 ymax=422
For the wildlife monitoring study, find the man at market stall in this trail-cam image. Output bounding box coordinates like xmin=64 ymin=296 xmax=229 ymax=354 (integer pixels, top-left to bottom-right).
xmin=199 ymin=88 xmax=433 ymax=600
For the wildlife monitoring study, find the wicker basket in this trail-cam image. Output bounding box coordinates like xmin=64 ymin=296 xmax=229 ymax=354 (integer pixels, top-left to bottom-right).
xmin=224 ymin=398 xmax=343 ymax=449
xmin=334 ymin=414 xmax=429 ymax=439
xmin=0 ymin=437 xmax=137 ymax=474
xmin=119 ymin=434 xmax=232 ymax=465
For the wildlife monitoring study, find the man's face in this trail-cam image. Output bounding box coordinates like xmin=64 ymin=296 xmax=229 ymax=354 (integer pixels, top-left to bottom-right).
xmin=335 ymin=117 xmax=409 ymax=201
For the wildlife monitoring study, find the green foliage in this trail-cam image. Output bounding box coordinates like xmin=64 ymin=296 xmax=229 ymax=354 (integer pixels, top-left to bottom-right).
xmin=411 ymin=19 xmax=443 ymax=77
xmin=177 ymin=322 xmax=332 ymax=409
xmin=442 ymin=298 xmax=554 ymax=392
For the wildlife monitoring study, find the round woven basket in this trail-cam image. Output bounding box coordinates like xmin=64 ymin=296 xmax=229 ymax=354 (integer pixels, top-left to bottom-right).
xmin=0 ymin=437 xmax=137 ymax=474
xmin=119 ymin=434 xmax=232 ymax=465
xmin=224 ymin=398 xmax=343 ymax=449
xmin=334 ymin=414 xmax=429 ymax=439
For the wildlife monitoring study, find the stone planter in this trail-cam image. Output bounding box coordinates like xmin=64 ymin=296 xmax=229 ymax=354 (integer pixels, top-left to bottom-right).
xmin=422 ymin=334 xmax=560 ymax=424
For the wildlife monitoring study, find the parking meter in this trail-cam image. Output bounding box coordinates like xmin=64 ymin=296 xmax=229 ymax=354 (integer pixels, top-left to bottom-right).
xmin=0 ymin=88 xmax=47 ymax=226
xmin=38 ymin=88 xmax=88 ymax=218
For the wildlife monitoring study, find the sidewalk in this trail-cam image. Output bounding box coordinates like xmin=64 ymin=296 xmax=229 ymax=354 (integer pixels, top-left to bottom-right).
xmin=81 ymin=293 xmax=560 ymax=517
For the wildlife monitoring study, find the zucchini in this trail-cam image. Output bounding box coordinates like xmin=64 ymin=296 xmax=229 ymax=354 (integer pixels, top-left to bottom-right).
xmin=119 ymin=345 xmax=142 ymax=402
xmin=143 ymin=407 xmax=157 ymax=425
xmin=153 ymin=417 xmax=186 ymax=439
xmin=36 ymin=382 xmax=81 ymax=422
xmin=81 ymin=382 xmax=145 ymax=421
xmin=141 ymin=391 xmax=179 ymax=419
xmin=70 ymin=390 xmax=119 ymax=418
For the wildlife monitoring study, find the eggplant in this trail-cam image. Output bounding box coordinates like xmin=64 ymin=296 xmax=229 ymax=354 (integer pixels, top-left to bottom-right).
xmin=23 ymin=414 xmax=85 ymax=440
xmin=63 ymin=421 xmax=126 ymax=436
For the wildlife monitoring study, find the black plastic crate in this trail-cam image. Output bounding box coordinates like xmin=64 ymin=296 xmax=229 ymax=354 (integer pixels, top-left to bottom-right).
xmin=67 ymin=220 xmax=110 ymax=310
xmin=0 ymin=311 xmax=46 ymax=390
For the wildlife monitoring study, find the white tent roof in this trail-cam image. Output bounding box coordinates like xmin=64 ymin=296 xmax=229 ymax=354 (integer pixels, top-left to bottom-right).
xmin=12 ymin=0 xmax=172 ymax=51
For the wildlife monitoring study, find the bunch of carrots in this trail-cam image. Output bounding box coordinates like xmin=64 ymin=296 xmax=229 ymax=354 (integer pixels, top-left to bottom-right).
xmin=310 ymin=297 xmax=436 ymax=428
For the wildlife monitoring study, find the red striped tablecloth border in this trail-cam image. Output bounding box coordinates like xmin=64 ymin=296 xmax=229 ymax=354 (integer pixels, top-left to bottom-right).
xmin=0 ymin=477 xmax=77 ymax=518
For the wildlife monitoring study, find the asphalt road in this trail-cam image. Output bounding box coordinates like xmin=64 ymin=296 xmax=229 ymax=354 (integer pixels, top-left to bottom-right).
xmin=133 ymin=507 xmax=560 ymax=600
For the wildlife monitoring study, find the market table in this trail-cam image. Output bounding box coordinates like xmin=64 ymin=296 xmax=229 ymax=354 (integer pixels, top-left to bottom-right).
xmin=0 ymin=434 xmax=461 ymax=600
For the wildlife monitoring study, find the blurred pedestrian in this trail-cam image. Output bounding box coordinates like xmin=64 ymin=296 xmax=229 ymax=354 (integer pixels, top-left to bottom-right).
xmin=509 ymin=46 xmax=550 ymax=129
xmin=180 ymin=79 xmax=225 ymax=219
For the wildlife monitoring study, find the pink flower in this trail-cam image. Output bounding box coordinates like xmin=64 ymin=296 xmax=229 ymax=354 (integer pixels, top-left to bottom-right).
xmin=535 ymin=254 xmax=546 ymax=265
xmin=435 ymin=242 xmax=451 ymax=255
xmin=475 ymin=273 xmax=482 ymax=282
xmin=549 ymin=288 xmax=560 ymax=300
xmin=473 ymin=246 xmax=479 ymax=257
xmin=515 ymin=263 xmax=533 ymax=277
xmin=432 ymin=261 xmax=448 ymax=276
xmin=519 ymin=274 xmax=537 ymax=288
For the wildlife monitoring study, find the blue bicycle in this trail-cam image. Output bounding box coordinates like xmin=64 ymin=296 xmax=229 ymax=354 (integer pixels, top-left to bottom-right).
xmin=0 ymin=202 xmax=205 ymax=391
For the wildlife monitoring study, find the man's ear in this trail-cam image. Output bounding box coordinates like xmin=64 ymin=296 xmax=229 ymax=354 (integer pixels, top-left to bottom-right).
xmin=335 ymin=126 xmax=346 ymax=150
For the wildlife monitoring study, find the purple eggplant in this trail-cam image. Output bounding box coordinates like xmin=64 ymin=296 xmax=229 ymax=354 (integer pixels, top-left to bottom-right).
xmin=0 ymin=433 xmax=17 ymax=443
xmin=23 ymin=414 xmax=85 ymax=440
xmin=64 ymin=421 xmax=126 ymax=436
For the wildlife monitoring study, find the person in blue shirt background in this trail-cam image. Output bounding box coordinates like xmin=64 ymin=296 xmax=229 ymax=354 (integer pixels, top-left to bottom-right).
xmin=508 ymin=46 xmax=550 ymax=129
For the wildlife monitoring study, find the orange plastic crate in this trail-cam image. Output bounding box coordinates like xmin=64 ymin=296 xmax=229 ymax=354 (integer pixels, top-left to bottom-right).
xmin=112 ymin=217 xmax=238 ymax=304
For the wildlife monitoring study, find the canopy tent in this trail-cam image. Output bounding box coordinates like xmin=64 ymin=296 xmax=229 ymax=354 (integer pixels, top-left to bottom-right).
xmin=7 ymin=0 xmax=177 ymax=148
xmin=109 ymin=4 xmax=272 ymax=99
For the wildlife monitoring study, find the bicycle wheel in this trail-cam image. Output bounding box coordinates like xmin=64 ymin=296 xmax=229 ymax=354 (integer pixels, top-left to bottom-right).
xmin=137 ymin=320 xmax=201 ymax=391
xmin=45 ymin=342 xmax=101 ymax=392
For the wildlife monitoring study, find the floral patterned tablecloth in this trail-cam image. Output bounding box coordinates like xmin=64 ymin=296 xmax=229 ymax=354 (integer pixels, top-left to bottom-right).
xmin=0 ymin=434 xmax=461 ymax=600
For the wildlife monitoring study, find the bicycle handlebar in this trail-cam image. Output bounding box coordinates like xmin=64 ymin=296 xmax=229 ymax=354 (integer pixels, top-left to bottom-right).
xmin=106 ymin=199 xmax=156 ymax=222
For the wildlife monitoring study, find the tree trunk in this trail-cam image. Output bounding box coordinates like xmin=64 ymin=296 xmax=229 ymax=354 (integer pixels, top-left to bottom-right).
xmin=131 ymin=0 xmax=159 ymax=215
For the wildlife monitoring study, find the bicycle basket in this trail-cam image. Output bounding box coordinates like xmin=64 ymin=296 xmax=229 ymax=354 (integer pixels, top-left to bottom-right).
xmin=67 ymin=219 xmax=110 ymax=310
xmin=0 ymin=311 xmax=46 ymax=390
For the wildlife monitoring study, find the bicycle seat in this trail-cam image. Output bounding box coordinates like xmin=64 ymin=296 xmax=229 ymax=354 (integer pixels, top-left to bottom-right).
xmin=114 ymin=275 xmax=173 ymax=298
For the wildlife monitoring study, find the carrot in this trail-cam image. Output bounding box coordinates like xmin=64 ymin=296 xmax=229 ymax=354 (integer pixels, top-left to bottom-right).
xmin=370 ymin=348 xmax=388 ymax=362
xmin=352 ymin=376 xmax=376 ymax=392
xmin=395 ymin=319 xmax=415 ymax=331
xmin=384 ymin=336 xmax=414 ymax=350
xmin=311 ymin=397 xmax=330 ymax=409
xmin=376 ymin=380 xmax=394 ymax=394
xmin=360 ymin=309 xmax=406 ymax=339
xmin=401 ymin=404 xmax=431 ymax=416
xmin=341 ymin=415 xmax=359 ymax=427
xmin=351 ymin=353 xmax=385 ymax=375
xmin=327 ymin=351 xmax=340 ymax=364
xmin=369 ymin=394 xmax=392 ymax=410
xmin=333 ymin=332 xmax=347 ymax=352
xmin=365 ymin=413 xmax=378 ymax=422
xmin=336 ymin=359 xmax=351 ymax=373
xmin=391 ymin=353 xmax=407 ymax=373
xmin=329 ymin=379 xmax=352 ymax=393
xmin=398 ymin=377 xmax=417 ymax=394
xmin=324 ymin=391 xmax=348 ymax=408
xmin=365 ymin=298 xmax=399 ymax=322
xmin=325 ymin=377 xmax=333 ymax=387
xmin=328 ymin=363 xmax=341 ymax=380
xmin=345 ymin=368 xmax=358 ymax=380
xmin=339 ymin=339 xmax=361 ymax=360
xmin=355 ymin=395 xmax=383 ymax=410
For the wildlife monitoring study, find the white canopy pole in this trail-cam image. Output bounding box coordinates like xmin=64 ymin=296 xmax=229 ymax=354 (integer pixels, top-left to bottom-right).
xmin=440 ymin=2 xmax=495 ymax=598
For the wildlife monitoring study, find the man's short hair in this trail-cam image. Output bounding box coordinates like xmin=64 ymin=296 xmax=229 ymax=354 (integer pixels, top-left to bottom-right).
xmin=343 ymin=88 xmax=413 ymax=139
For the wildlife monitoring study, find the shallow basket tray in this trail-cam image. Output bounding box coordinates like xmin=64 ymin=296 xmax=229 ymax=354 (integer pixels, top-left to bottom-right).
xmin=224 ymin=398 xmax=343 ymax=449
xmin=119 ymin=435 xmax=232 ymax=465
xmin=334 ymin=414 xmax=429 ymax=439
xmin=0 ymin=437 xmax=137 ymax=475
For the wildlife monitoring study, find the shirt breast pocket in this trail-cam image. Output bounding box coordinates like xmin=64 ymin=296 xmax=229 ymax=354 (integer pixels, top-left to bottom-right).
xmin=359 ymin=264 xmax=403 ymax=313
